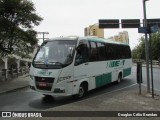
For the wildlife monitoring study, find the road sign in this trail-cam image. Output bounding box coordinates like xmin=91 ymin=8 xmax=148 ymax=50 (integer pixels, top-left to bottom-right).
xmin=142 ymin=18 xmax=160 ymax=27
xmin=121 ymin=19 xmax=140 ymax=28
xmin=147 ymin=19 xmax=160 ymax=27
xmin=99 ymin=19 xmax=119 ymax=28
xmin=138 ymin=27 xmax=148 ymax=33
xmin=150 ymin=25 xmax=159 ymax=33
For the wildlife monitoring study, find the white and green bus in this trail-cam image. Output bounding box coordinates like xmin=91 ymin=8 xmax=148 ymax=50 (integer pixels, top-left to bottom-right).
xmin=29 ymin=36 xmax=132 ymax=98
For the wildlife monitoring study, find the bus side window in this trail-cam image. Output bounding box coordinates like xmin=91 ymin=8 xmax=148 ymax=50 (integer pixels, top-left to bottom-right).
xmin=127 ymin=46 xmax=131 ymax=58
xmin=89 ymin=41 xmax=98 ymax=62
xmin=75 ymin=41 xmax=89 ymax=66
xmin=97 ymin=42 xmax=106 ymax=61
xmin=106 ymin=44 xmax=113 ymax=60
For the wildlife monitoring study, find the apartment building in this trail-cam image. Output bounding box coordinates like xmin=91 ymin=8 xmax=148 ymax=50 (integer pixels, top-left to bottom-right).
xmin=111 ymin=31 xmax=129 ymax=44
xmin=84 ymin=25 xmax=104 ymax=38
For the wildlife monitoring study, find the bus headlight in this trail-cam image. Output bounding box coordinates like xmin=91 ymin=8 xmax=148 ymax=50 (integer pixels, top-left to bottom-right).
xmin=57 ymin=76 xmax=71 ymax=83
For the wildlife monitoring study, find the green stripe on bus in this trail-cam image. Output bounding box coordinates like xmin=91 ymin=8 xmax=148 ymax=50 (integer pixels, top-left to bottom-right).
xmin=96 ymin=73 xmax=112 ymax=88
xmin=123 ymin=68 xmax=131 ymax=77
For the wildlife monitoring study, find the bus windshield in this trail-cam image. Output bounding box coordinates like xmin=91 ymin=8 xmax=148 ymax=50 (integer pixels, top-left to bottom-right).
xmin=33 ymin=40 xmax=77 ymax=68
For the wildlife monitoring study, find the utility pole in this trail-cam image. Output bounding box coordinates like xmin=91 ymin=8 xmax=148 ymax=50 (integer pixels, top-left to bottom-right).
xmin=37 ymin=32 xmax=49 ymax=42
xmin=143 ymin=0 xmax=150 ymax=93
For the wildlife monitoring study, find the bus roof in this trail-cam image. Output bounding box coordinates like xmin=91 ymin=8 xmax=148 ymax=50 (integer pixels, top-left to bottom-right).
xmin=85 ymin=36 xmax=129 ymax=46
xmin=46 ymin=36 xmax=129 ymax=46
xmin=46 ymin=36 xmax=79 ymax=42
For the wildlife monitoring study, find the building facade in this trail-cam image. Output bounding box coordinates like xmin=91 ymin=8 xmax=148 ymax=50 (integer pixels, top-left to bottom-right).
xmin=111 ymin=31 xmax=129 ymax=44
xmin=84 ymin=25 xmax=104 ymax=38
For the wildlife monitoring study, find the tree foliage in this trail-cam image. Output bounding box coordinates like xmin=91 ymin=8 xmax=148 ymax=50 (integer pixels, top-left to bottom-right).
xmin=132 ymin=31 xmax=160 ymax=60
xmin=132 ymin=37 xmax=145 ymax=60
xmin=0 ymin=0 xmax=43 ymax=58
xmin=151 ymin=32 xmax=160 ymax=60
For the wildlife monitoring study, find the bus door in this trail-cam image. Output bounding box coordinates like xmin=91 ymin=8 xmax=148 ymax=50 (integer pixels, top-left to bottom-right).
xmin=73 ymin=40 xmax=90 ymax=93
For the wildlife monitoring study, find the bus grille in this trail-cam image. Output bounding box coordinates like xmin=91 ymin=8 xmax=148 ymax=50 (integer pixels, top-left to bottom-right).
xmin=35 ymin=76 xmax=55 ymax=91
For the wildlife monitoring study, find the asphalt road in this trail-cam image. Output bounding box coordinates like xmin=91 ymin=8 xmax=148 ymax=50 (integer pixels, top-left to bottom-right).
xmin=0 ymin=66 xmax=159 ymax=111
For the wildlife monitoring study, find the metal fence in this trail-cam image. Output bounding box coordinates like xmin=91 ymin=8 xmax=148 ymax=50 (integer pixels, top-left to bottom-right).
xmin=0 ymin=67 xmax=29 ymax=81
xmin=132 ymin=59 xmax=159 ymax=66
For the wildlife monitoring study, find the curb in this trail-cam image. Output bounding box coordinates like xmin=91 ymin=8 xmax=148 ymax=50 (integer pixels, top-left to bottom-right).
xmin=0 ymin=85 xmax=29 ymax=95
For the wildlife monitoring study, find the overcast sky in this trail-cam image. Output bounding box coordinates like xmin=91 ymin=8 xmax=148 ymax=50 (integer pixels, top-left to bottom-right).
xmin=31 ymin=0 xmax=160 ymax=49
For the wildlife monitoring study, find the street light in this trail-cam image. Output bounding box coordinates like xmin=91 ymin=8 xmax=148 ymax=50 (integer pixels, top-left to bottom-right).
xmin=143 ymin=0 xmax=150 ymax=93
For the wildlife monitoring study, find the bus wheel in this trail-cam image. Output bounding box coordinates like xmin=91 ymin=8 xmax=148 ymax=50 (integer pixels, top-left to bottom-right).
xmin=117 ymin=73 xmax=122 ymax=83
xmin=43 ymin=94 xmax=52 ymax=98
xmin=42 ymin=95 xmax=54 ymax=102
xmin=73 ymin=84 xmax=87 ymax=99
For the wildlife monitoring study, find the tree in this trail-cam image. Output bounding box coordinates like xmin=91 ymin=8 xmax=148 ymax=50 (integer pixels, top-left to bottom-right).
xmin=132 ymin=31 xmax=160 ymax=60
xmin=132 ymin=37 xmax=145 ymax=60
xmin=150 ymin=32 xmax=160 ymax=60
xmin=0 ymin=0 xmax=43 ymax=58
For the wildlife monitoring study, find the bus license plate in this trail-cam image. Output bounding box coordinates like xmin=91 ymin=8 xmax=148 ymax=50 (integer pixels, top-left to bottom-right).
xmin=38 ymin=82 xmax=47 ymax=87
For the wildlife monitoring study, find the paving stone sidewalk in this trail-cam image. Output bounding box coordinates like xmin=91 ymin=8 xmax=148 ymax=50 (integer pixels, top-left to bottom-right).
xmin=0 ymin=74 xmax=29 ymax=95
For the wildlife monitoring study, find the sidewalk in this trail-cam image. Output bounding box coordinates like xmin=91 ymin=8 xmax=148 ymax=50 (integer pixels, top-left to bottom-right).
xmin=0 ymin=74 xmax=29 ymax=95
xmin=49 ymin=85 xmax=160 ymax=111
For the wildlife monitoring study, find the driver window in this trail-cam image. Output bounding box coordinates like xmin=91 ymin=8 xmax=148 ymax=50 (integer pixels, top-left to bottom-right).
xmin=75 ymin=40 xmax=89 ymax=66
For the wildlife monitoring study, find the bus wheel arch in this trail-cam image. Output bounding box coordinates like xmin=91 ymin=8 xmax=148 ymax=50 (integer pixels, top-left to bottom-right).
xmin=73 ymin=81 xmax=88 ymax=99
xmin=117 ymin=72 xmax=122 ymax=83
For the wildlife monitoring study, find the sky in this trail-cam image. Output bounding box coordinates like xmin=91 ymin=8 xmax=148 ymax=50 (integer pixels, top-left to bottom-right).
xmin=31 ymin=0 xmax=160 ymax=49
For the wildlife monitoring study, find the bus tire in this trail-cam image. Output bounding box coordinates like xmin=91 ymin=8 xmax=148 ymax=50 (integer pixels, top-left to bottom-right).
xmin=73 ymin=83 xmax=88 ymax=99
xmin=117 ymin=73 xmax=122 ymax=83
xmin=43 ymin=94 xmax=52 ymax=98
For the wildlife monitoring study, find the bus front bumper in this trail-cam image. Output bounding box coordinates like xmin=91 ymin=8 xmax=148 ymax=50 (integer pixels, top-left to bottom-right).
xmin=29 ymin=85 xmax=72 ymax=97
